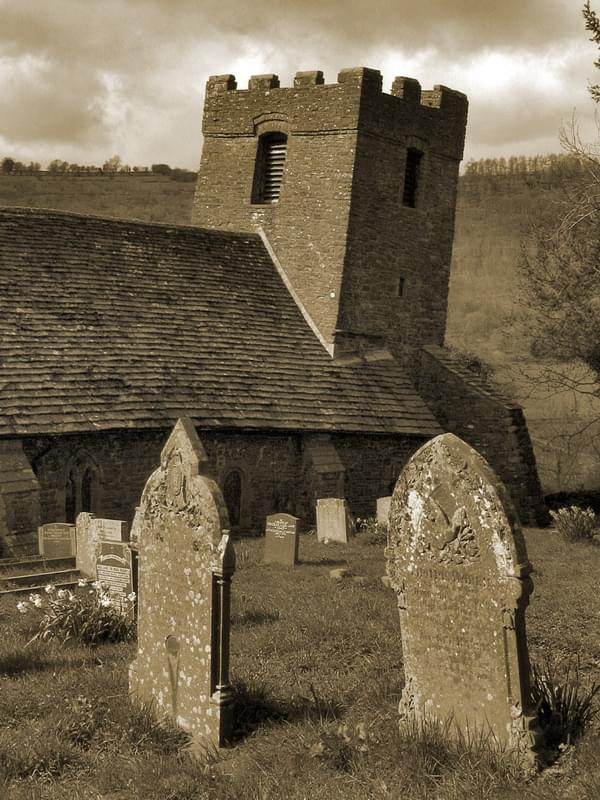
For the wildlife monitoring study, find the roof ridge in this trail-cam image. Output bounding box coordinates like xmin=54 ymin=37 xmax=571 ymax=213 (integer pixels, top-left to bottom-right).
xmin=0 ymin=205 xmax=262 ymax=240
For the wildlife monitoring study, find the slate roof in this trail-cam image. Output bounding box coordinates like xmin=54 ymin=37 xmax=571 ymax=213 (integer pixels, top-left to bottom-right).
xmin=0 ymin=207 xmax=441 ymax=438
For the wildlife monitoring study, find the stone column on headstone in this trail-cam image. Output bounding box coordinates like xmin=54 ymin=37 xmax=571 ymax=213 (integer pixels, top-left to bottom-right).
xmin=210 ymin=531 xmax=236 ymax=728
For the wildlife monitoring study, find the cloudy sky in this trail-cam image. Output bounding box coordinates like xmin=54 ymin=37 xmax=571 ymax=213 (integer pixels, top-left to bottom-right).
xmin=1 ymin=0 xmax=599 ymax=169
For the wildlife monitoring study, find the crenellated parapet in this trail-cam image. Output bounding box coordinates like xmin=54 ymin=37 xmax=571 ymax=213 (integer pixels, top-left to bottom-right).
xmin=203 ymin=67 xmax=468 ymax=161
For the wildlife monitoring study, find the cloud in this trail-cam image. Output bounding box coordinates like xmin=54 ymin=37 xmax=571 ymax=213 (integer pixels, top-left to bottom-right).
xmin=0 ymin=0 xmax=597 ymax=166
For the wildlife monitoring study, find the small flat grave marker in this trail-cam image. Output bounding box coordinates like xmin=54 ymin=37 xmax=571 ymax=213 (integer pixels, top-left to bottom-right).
xmin=38 ymin=523 xmax=76 ymax=558
xmin=96 ymin=540 xmax=133 ymax=612
xmin=94 ymin=517 xmax=129 ymax=542
xmin=316 ymin=498 xmax=354 ymax=543
xmin=264 ymin=513 xmax=299 ymax=566
xmin=386 ymin=433 xmax=542 ymax=762
xmin=376 ymin=496 xmax=392 ymax=527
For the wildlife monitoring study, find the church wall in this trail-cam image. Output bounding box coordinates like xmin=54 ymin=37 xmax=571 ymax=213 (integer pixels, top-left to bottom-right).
xmin=332 ymin=433 xmax=426 ymax=518
xmin=418 ymin=346 xmax=548 ymax=525
xmin=16 ymin=427 xmax=424 ymax=542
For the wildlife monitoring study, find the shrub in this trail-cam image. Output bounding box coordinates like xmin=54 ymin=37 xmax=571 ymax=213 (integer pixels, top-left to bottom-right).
xmin=549 ymin=505 xmax=599 ymax=541
xmin=530 ymin=658 xmax=600 ymax=748
xmin=17 ymin=579 xmax=136 ymax=646
xmin=356 ymin=517 xmax=387 ymax=546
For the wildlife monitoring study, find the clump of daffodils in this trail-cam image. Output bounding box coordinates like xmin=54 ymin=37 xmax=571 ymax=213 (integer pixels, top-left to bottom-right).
xmin=550 ymin=506 xmax=598 ymax=542
xmin=18 ymin=579 xmax=136 ymax=646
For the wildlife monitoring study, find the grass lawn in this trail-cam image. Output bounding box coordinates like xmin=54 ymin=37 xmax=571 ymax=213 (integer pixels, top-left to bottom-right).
xmin=1 ymin=528 xmax=600 ymax=799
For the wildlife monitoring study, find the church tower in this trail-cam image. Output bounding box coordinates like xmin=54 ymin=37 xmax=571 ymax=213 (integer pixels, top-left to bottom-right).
xmin=192 ymin=68 xmax=468 ymax=371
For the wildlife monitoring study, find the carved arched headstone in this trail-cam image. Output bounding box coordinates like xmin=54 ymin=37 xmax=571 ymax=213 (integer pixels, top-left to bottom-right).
xmin=129 ymin=417 xmax=235 ymax=751
xmin=386 ymin=433 xmax=542 ymax=760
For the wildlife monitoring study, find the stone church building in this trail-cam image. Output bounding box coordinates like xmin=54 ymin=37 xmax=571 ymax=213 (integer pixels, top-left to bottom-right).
xmin=0 ymin=67 xmax=545 ymax=553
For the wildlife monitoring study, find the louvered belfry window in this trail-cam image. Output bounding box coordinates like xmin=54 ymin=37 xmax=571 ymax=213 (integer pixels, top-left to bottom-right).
xmin=253 ymin=132 xmax=287 ymax=204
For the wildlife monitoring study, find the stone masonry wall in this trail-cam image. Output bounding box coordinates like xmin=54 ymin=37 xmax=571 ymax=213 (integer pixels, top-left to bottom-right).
xmin=16 ymin=427 xmax=424 ymax=540
xmin=332 ymin=433 xmax=426 ymax=518
xmin=418 ymin=346 xmax=547 ymax=525
xmin=0 ymin=439 xmax=40 ymax=554
xmin=192 ymin=69 xmax=467 ymax=372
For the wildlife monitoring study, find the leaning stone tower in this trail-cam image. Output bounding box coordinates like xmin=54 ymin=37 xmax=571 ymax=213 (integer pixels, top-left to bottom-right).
xmin=192 ymin=67 xmax=468 ymax=371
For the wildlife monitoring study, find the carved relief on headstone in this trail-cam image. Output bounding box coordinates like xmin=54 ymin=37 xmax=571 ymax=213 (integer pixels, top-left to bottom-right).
xmin=264 ymin=513 xmax=299 ymax=566
xmin=316 ymin=498 xmax=354 ymax=543
xmin=386 ymin=433 xmax=542 ymax=761
xmin=129 ymin=417 xmax=235 ymax=751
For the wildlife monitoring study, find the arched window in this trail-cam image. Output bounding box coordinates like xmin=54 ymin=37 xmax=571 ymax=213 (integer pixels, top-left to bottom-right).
xmin=252 ymin=132 xmax=287 ymax=204
xmin=65 ymin=471 xmax=77 ymax=523
xmin=81 ymin=467 xmax=95 ymax=512
xmin=223 ymin=470 xmax=243 ymax=527
xmin=64 ymin=454 xmax=100 ymax=521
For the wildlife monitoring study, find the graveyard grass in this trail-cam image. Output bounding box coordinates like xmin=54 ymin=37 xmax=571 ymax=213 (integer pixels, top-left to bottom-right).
xmin=1 ymin=529 xmax=600 ymax=799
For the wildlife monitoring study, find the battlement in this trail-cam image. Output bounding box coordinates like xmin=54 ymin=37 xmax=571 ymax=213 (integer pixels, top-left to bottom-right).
xmin=206 ymin=67 xmax=467 ymax=113
xmin=202 ymin=67 xmax=468 ymax=163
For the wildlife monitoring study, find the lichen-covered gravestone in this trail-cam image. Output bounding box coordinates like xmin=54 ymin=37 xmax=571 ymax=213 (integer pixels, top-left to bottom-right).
xmin=386 ymin=433 xmax=542 ymax=760
xmin=129 ymin=417 xmax=235 ymax=751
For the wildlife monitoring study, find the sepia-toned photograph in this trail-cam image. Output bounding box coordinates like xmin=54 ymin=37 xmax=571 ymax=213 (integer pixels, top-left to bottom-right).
xmin=1 ymin=2 xmax=600 ymax=797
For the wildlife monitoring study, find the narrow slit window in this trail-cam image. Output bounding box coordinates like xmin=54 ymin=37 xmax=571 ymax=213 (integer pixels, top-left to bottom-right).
xmin=402 ymin=148 xmax=423 ymax=208
xmin=253 ymin=132 xmax=287 ymax=204
xmin=397 ymin=276 xmax=406 ymax=297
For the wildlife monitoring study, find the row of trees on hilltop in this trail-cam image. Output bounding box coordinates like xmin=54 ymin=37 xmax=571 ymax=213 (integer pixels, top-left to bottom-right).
xmin=463 ymin=153 xmax=584 ymax=178
xmin=0 ymin=156 xmax=196 ymax=180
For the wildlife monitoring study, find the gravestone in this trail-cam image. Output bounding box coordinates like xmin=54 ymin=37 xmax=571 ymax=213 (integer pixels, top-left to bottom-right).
xmin=129 ymin=417 xmax=235 ymax=751
xmin=376 ymin=496 xmax=392 ymax=528
xmin=386 ymin=433 xmax=542 ymax=761
xmin=316 ymin=498 xmax=354 ymax=543
xmin=264 ymin=513 xmax=299 ymax=566
xmin=96 ymin=540 xmax=134 ymax=612
xmin=38 ymin=523 xmax=76 ymax=558
xmin=76 ymin=514 xmax=129 ymax=579
xmin=95 ymin=517 xmax=128 ymax=542
xmin=75 ymin=513 xmax=97 ymax=579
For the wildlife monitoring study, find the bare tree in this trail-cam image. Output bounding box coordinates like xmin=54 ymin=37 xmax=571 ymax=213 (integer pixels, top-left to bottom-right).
xmin=504 ymin=3 xmax=600 ymax=476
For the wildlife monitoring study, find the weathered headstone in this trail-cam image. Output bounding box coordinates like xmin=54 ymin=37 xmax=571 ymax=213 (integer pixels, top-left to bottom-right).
xmin=38 ymin=523 xmax=76 ymax=558
xmin=264 ymin=513 xmax=299 ymax=566
xmin=96 ymin=540 xmax=134 ymax=612
xmin=75 ymin=513 xmax=97 ymax=579
xmin=76 ymin=514 xmax=129 ymax=579
xmin=316 ymin=498 xmax=354 ymax=543
xmin=129 ymin=417 xmax=235 ymax=751
xmin=386 ymin=433 xmax=542 ymax=761
xmin=376 ymin=496 xmax=392 ymax=528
